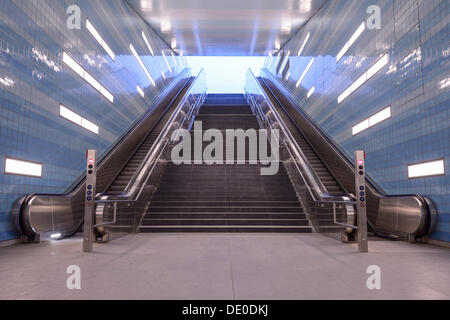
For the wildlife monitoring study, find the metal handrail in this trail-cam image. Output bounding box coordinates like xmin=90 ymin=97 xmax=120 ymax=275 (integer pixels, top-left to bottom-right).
xmin=95 ymin=68 xmax=206 ymax=207
xmin=245 ymin=69 xmax=358 ymax=231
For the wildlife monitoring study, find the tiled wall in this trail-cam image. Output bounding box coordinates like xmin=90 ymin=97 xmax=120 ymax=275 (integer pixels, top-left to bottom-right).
xmin=0 ymin=0 xmax=187 ymax=242
xmin=265 ymin=0 xmax=449 ymax=242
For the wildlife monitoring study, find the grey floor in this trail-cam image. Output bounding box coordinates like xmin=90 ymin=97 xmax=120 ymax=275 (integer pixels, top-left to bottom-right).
xmin=0 ymin=233 xmax=449 ymax=300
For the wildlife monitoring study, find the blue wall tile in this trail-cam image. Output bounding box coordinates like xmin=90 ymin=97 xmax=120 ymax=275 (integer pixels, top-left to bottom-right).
xmin=0 ymin=0 xmax=187 ymax=242
xmin=265 ymin=0 xmax=450 ymax=242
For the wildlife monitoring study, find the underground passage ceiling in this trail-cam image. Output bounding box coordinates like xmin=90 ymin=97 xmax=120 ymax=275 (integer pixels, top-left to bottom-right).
xmin=127 ymin=0 xmax=327 ymax=56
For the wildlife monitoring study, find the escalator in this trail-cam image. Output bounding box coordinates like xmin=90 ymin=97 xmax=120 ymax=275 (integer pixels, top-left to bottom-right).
xmin=249 ymin=69 xmax=438 ymax=241
xmin=13 ymin=71 xmax=196 ymax=241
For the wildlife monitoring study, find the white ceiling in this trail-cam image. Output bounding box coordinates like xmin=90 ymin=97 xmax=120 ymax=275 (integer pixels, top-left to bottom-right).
xmin=127 ymin=0 xmax=327 ymax=56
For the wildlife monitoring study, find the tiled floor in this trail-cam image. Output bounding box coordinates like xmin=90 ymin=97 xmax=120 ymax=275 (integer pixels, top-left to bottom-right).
xmin=0 ymin=233 xmax=449 ymax=300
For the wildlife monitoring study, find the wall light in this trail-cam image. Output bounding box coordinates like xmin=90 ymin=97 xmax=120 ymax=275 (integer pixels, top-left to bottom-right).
xmin=298 ymin=32 xmax=310 ymax=56
xmin=408 ymin=159 xmax=445 ymax=179
xmin=130 ymin=44 xmax=156 ymax=87
xmin=337 ymin=22 xmax=365 ymax=63
xmin=63 ymin=52 xmax=114 ymax=103
xmin=352 ymin=106 xmax=391 ymax=135
xmin=60 ymin=104 xmax=99 ymax=134
xmin=142 ymin=31 xmax=154 ymax=56
xmin=338 ymin=54 xmax=389 ymax=104
xmin=86 ymin=19 xmax=115 ymax=61
xmin=296 ymin=58 xmax=314 ymax=88
xmin=5 ymin=157 xmax=43 ymax=178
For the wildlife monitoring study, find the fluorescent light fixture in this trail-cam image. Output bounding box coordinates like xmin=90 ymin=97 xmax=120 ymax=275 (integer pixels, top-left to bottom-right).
xmin=86 ymin=20 xmax=115 ymax=61
xmin=296 ymin=58 xmax=314 ymax=88
xmin=60 ymin=104 xmax=99 ymax=135
xmin=267 ymin=53 xmax=273 ymax=66
xmin=338 ymin=54 xmax=389 ymax=104
xmin=171 ymin=52 xmax=178 ymax=66
xmin=162 ymin=50 xmax=172 ymax=73
xmin=50 ymin=233 xmax=62 ymax=239
xmin=5 ymin=157 xmax=42 ymax=178
xmin=285 ymin=71 xmax=290 ymax=81
xmin=352 ymin=106 xmax=391 ymax=135
xmin=81 ymin=118 xmax=99 ymax=134
xmin=369 ymin=107 xmax=391 ymax=126
xmin=161 ymin=71 xmax=166 ymax=80
xmin=60 ymin=105 xmax=82 ymax=126
xmin=137 ymin=85 xmax=145 ymax=98
xmin=352 ymin=119 xmax=370 ymax=135
xmin=307 ymin=86 xmax=315 ymax=98
xmin=408 ymin=159 xmax=445 ymax=179
xmin=337 ymin=22 xmax=365 ymax=63
xmin=279 ymin=51 xmax=290 ymax=75
xmin=62 ymin=52 xmax=114 ymax=103
xmin=130 ymin=44 xmax=156 ymax=87
xmin=142 ymin=31 xmax=154 ymax=56
xmin=298 ymin=32 xmax=310 ymax=56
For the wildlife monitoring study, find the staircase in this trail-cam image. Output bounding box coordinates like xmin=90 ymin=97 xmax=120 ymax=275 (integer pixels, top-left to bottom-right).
xmin=138 ymin=94 xmax=312 ymax=233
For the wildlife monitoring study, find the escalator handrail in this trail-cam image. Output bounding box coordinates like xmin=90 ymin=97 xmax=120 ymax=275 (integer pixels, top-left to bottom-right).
xmin=246 ymin=69 xmax=355 ymax=206
xmin=260 ymin=68 xmax=388 ymax=194
xmin=260 ymin=68 xmax=436 ymax=203
xmin=96 ymin=68 xmax=206 ymax=203
xmin=16 ymin=69 xmax=192 ymax=238
xmin=259 ymin=67 xmax=438 ymax=237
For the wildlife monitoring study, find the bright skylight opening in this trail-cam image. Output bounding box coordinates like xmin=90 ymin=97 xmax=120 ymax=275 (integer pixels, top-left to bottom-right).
xmin=352 ymin=106 xmax=391 ymax=135
xmin=338 ymin=54 xmax=389 ymax=104
xmin=296 ymin=58 xmax=314 ymax=88
xmin=60 ymin=105 xmax=99 ymax=134
xmin=5 ymin=158 xmax=42 ymax=178
xmin=63 ymin=52 xmax=114 ymax=103
xmin=187 ymin=56 xmax=265 ymax=93
xmin=408 ymin=159 xmax=445 ymax=179
xmin=86 ymin=20 xmax=115 ymax=61
xmin=337 ymin=22 xmax=365 ymax=62
xmin=130 ymin=44 xmax=156 ymax=87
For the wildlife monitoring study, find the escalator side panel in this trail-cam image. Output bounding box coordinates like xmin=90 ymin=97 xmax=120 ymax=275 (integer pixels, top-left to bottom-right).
xmin=16 ymin=76 xmax=193 ymax=239
xmin=259 ymin=76 xmax=381 ymax=225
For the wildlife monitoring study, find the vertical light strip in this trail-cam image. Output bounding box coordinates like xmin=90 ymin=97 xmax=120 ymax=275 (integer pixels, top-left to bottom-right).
xmin=171 ymin=52 xmax=178 ymax=66
xmin=137 ymin=85 xmax=145 ymax=98
xmin=142 ymin=31 xmax=154 ymax=56
xmin=307 ymin=86 xmax=315 ymax=98
xmin=161 ymin=71 xmax=166 ymax=80
xmin=285 ymin=71 xmax=290 ymax=81
xmin=162 ymin=50 xmax=172 ymax=73
xmin=298 ymin=32 xmax=310 ymax=56
xmin=130 ymin=44 xmax=156 ymax=87
xmin=279 ymin=51 xmax=290 ymax=75
xmin=296 ymin=58 xmax=314 ymax=88
xmin=62 ymin=52 xmax=114 ymax=103
xmin=5 ymin=158 xmax=42 ymax=178
xmin=86 ymin=20 xmax=115 ymax=61
xmin=338 ymin=54 xmax=389 ymax=104
xmin=337 ymin=22 xmax=366 ymax=62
